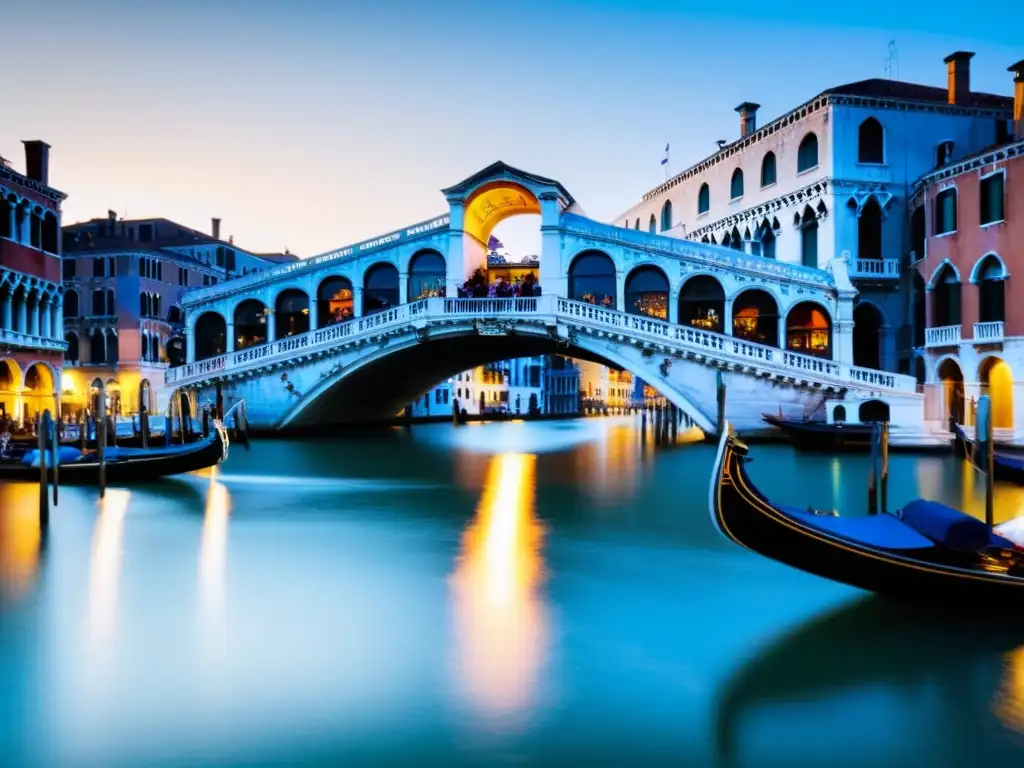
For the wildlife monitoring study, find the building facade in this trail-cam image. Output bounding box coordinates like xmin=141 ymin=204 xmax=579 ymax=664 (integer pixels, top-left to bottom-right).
xmin=0 ymin=141 xmax=66 ymax=427
xmin=915 ymin=61 xmax=1024 ymax=438
xmin=617 ymin=52 xmax=1015 ymax=375
xmin=61 ymin=214 xmax=288 ymax=417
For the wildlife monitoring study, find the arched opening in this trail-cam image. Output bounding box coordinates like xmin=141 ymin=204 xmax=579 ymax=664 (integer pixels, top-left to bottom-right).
xmin=106 ymin=289 xmax=115 ymax=316
xmin=726 ymin=227 xmax=743 ymax=251
xmin=979 ymin=357 xmax=1014 ymax=429
xmin=730 ymin=168 xmax=744 ymax=199
xmin=799 ymin=205 xmax=818 ymax=268
xmin=678 ymin=275 xmax=725 ymax=332
xmin=42 ymin=211 xmax=59 ymax=253
xmin=195 ymin=311 xmax=227 ymax=360
xmin=107 ymin=331 xmax=119 ymax=364
xmin=858 ymin=198 xmax=882 ymax=260
xmin=931 ymin=264 xmax=961 ymax=327
xmin=141 ymin=334 xmax=149 ymax=362
xmin=761 ymin=152 xmax=777 ymax=187
xmin=785 ymin=301 xmax=832 ymax=358
xmin=233 ymin=299 xmax=268 ymax=350
xmin=64 ymin=289 xmax=79 ymax=318
xmin=833 ymin=405 xmax=847 ymax=423
xmin=140 ymin=292 xmax=151 ymax=317
xmin=858 ymin=118 xmax=884 ymax=164
xmin=167 ymin=305 xmax=183 ymax=325
xmin=624 ymin=265 xmax=669 ymax=319
xmin=698 ymin=183 xmax=710 ymax=215
xmin=0 ymin=359 xmax=22 ymax=422
xmin=660 ymin=200 xmax=673 ymax=232
xmin=318 ymin=276 xmax=354 ymax=327
xmin=568 ymin=251 xmax=616 ymax=308
xmin=363 ymin=263 xmax=399 ymax=315
xmin=853 ymin=302 xmax=883 ymax=369
xmin=65 ymin=332 xmax=80 ymax=363
xmin=797 ymin=133 xmax=819 ymax=172
xmin=274 ymin=289 xmax=310 ymax=340
xmin=88 ymin=329 xmax=106 ymax=364
xmin=975 ymin=255 xmax=1006 ymax=323
xmin=647 ymin=214 xmax=656 ymax=233
xmin=92 ymin=289 xmax=106 ymax=316
xmin=914 ymin=356 xmax=926 ymax=385
xmin=757 ymin=219 xmax=776 ymax=260
xmin=938 ymin=358 xmax=965 ymax=427
xmin=23 ymin=363 xmax=55 ymax=423
xmin=732 ymin=289 xmax=779 ymax=347
xmin=408 ymin=250 xmax=446 ymax=300
xmin=858 ymin=399 xmax=890 ymax=423
xmin=0 ymin=196 xmax=13 ymax=240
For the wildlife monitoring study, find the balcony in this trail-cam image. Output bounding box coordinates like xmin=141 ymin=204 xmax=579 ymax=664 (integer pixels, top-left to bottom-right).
xmin=925 ymin=325 xmax=961 ymax=349
xmin=849 ymin=257 xmax=900 ymax=280
xmin=973 ymin=320 xmax=1004 ymax=344
xmin=0 ymin=327 xmax=67 ymax=352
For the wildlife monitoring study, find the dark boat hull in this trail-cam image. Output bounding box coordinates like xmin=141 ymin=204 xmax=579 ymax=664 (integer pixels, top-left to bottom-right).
xmin=762 ymin=414 xmax=949 ymax=454
xmin=709 ymin=429 xmax=1024 ymax=605
xmin=953 ymin=425 xmax=1024 ymax=485
xmin=0 ymin=427 xmax=228 ymax=485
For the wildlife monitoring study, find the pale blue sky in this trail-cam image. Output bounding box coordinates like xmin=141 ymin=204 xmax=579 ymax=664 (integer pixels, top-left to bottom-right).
xmin=2 ymin=0 xmax=1018 ymax=258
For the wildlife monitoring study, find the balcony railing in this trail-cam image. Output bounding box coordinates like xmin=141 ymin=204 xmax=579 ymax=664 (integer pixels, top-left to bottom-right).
xmin=925 ymin=325 xmax=961 ymax=348
xmin=0 ymin=327 xmax=67 ymax=352
xmin=850 ymin=258 xmax=900 ymax=280
xmin=973 ymin=320 xmax=1004 ymax=344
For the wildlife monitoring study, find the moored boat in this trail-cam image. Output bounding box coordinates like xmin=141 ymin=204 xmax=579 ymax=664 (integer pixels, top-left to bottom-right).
xmin=761 ymin=413 xmax=950 ymax=454
xmin=708 ymin=424 xmax=1024 ymax=605
xmin=953 ymin=424 xmax=1024 ymax=484
xmin=0 ymin=420 xmax=229 ymax=484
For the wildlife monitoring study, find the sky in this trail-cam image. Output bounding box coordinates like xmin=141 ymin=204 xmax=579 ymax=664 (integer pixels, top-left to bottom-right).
xmin=3 ymin=0 xmax=1020 ymax=259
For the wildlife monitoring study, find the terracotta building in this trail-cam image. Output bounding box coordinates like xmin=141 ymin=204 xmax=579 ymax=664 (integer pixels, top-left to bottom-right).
xmin=0 ymin=141 xmax=66 ymax=426
xmin=914 ymin=60 xmax=1024 ymax=439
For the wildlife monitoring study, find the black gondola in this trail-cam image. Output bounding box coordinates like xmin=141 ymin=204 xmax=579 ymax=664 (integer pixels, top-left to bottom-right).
xmin=953 ymin=424 xmax=1024 ymax=484
xmin=708 ymin=424 xmax=1024 ymax=605
xmin=761 ymin=413 xmax=949 ymax=454
xmin=0 ymin=420 xmax=229 ymax=484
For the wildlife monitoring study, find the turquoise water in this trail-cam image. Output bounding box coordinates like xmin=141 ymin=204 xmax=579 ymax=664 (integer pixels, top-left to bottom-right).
xmin=2 ymin=417 xmax=1024 ymax=766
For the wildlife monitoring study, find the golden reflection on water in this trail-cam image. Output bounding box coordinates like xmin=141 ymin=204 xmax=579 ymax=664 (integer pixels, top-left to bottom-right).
xmin=199 ymin=466 xmax=231 ymax=630
xmin=0 ymin=483 xmax=42 ymax=602
xmin=916 ymin=458 xmax=1024 ymax=525
xmin=450 ymin=453 xmax=548 ymax=727
xmin=994 ymin=646 xmax=1024 ymax=734
xmin=88 ymin=489 xmax=130 ymax=651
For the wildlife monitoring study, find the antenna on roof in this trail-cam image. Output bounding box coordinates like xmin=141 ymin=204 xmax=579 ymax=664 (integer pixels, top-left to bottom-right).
xmin=884 ymin=40 xmax=899 ymax=80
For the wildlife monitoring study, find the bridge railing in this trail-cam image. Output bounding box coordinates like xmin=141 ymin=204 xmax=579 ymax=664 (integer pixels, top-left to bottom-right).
xmin=166 ymin=295 xmax=917 ymax=393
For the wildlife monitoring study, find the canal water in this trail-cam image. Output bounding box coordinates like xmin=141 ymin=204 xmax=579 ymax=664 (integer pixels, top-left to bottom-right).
xmin=2 ymin=417 xmax=1024 ymax=767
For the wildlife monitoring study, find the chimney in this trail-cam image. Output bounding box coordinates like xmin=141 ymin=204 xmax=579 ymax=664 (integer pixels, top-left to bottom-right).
xmin=211 ymin=217 xmax=221 ymax=240
xmin=735 ymin=102 xmax=760 ymax=137
xmin=22 ymin=140 xmax=51 ymax=185
xmin=944 ymin=51 xmax=975 ymax=105
xmin=1010 ymin=60 xmax=1024 ymax=138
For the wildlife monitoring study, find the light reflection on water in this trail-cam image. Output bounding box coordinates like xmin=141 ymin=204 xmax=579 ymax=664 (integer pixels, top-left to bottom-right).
xmin=2 ymin=417 xmax=1024 ymax=764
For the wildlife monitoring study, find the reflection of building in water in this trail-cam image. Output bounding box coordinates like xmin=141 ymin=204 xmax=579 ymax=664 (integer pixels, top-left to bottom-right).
xmin=199 ymin=466 xmax=231 ymax=656
xmin=577 ymin=421 xmax=642 ymax=499
xmin=993 ymin=645 xmax=1024 ymax=735
xmin=0 ymin=483 xmax=42 ymax=602
xmin=578 ymin=361 xmax=648 ymax=410
xmin=88 ymin=489 xmax=130 ymax=651
xmin=450 ymin=453 xmax=548 ymax=727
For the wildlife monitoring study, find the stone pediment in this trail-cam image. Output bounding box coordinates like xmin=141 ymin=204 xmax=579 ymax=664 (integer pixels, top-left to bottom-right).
xmin=441 ymin=161 xmax=577 ymax=210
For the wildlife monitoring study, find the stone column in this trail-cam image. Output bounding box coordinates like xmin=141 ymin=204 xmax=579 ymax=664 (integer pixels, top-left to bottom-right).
xmin=0 ymin=295 xmax=11 ymax=330
xmin=446 ymin=200 xmax=465 ymax=298
xmin=830 ymin=251 xmax=857 ymax=365
xmin=40 ymin=299 xmax=51 ymax=339
xmin=723 ymin=298 xmax=733 ymax=337
xmin=51 ymin=302 xmax=60 ymax=339
xmin=29 ymin=300 xmax=40 ymax=337
xmin=265 ymin=309 xmax=275 ymax=343
xmin=615 ymin=272 xmax=625 ymax=312
xmin=668 ymin=290 xmax=679 ymax=325
xmin=16 ymin=295 xmax=27 ymax=334
xmin=19 ymin=204 xmax=31 ymax=244
xmin=539 ymin=193 xmax=565 ymax=298
xmin=225 ymin=321 xmax=235 ymax=354
xmin=399 ymin=272 xmax=409 ymax=305
xmin=5 ymin=201 xmax=14 ymax=240
xmin=353 ymin=287 xmax=364 ymax=318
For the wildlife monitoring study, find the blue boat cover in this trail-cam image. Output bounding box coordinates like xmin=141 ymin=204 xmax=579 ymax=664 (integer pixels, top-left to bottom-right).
xmin=780 ymin=506 xmax=935 ymax=550
xmin=19 ymin=446 xmax=85 ymax=466
xmin=899 ymin=499 xmax=1017 ymax=552
xmin=996 ymin=452 xmax=1024 ymax=473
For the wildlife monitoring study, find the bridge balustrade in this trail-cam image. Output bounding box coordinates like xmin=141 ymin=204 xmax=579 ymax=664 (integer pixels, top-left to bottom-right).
xmin=168 ymin=296 xmax=916 ymax=393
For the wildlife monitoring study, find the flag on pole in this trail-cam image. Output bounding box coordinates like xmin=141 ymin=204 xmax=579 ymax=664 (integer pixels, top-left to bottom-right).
xmin=661 ymin=143 xmax=670 ymax=166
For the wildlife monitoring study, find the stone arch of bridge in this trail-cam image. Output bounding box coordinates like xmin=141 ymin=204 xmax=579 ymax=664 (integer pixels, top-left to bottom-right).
xmin=277 ymin=326 xmax=714 ymax=431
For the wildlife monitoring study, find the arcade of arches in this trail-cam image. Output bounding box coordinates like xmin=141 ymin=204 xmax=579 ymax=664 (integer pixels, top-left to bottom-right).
xmin=0 ymin=359 xmax=58 ymax=427
xmin=933 ymin=356 xmax=1016 ymax=433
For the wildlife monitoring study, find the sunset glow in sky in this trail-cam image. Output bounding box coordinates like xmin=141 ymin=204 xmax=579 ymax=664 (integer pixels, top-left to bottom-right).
xmin=3 ymin=0 xmax=1018 ymax=258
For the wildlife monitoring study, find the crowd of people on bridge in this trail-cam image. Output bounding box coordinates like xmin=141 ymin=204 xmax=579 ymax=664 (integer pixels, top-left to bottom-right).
xmin=457 ymin=268 xmax=540 ymax=299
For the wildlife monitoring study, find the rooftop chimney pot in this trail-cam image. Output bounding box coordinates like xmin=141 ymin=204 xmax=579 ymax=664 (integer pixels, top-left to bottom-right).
xmin=22 ymin=140 xmax=51 ymax=185
xmin=944 ymin=51 xmax=975 ymax=105
xmin=211 ymin=217 xmax=221 ymax=241
xmin=735 ymin=102 xmax=761 ymax=138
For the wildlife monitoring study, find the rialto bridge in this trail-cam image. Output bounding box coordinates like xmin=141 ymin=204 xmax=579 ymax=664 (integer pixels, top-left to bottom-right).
xmin=168 ymin=162 xmax=924 ymax=434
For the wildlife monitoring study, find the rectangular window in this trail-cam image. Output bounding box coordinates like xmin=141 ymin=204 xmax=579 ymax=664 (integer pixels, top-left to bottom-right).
xmin=108 ymin=256 xmax=117 ymax=276
xmin=934 ymin=189 xmax=957 ymax=234
xmin=138 ymin=224 xmax=153 ymax=242
xmin=62 ymin=259 xmax=76 ymax=279
xmin=443 ymin=390 xmax=449 ymax=404
xmin=800 ymin=224 xmax=818 ymax=268
xmin=93 ymin=258 xmax=106 ymax=278
xmin=979 ymin=173 xmax=1005 ymax=226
